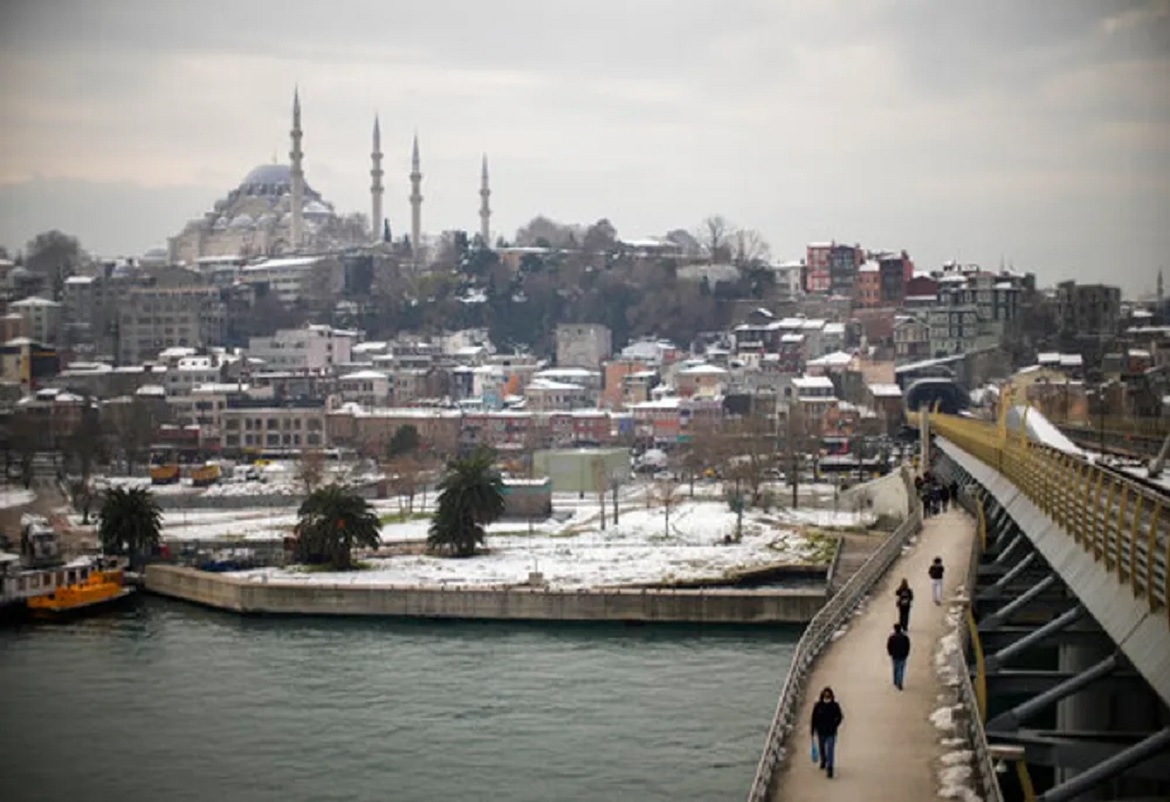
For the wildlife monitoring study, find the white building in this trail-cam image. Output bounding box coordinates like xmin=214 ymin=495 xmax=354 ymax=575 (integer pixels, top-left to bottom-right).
xmin=247 ymin=325 xmax=355 ymax=372
xmin=9 ymin=296 xmax=62 ymax=345
xmin=338 ymin=369 xmax=393 ymax=407
xmin=556 ymin=323 xmax=612 ymax=369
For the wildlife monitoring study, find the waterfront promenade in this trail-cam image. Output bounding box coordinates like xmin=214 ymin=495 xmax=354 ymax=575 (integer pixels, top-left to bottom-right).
xmin=769 ymin=508 xmax=976 ymax=801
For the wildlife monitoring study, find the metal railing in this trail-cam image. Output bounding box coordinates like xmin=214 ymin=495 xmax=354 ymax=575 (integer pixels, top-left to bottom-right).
xmin=929 ymin=413 xmax=1170 ymax=620
xmin=952 ymin=488 xmax=1004 ymax=802
xmin=745 ymin=466 xmax=921 ymax=801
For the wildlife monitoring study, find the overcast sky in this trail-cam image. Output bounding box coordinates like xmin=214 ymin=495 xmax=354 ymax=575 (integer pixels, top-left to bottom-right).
xmin=1 ymin=0 xmax=1167 ymax=295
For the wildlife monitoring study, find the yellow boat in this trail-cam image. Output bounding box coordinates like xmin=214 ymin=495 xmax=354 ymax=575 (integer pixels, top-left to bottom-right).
xmin=26 ymin=562 xmax=135 ymax=618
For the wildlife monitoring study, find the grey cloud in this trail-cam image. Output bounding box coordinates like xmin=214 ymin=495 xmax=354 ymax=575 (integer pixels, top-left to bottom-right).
xmin=0 ymin=0 xmax=1167 ymax=295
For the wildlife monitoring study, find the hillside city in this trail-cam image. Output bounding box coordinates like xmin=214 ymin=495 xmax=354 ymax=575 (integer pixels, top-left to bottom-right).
xmin=0 ymin=92 xmax=1165 ymax=528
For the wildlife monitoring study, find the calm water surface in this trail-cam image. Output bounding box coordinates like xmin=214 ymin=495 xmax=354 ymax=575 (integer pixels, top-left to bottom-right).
xmin=0 ymin=598 xmax=796 ymax=801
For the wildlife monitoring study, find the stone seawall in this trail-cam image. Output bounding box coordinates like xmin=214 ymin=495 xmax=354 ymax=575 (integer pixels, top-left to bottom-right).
xmin=145 ymin=565 xmax=825 ymax=624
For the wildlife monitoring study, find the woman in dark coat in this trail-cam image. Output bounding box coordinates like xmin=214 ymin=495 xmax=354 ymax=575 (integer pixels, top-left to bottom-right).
xmin=810 ymin=686 xmax=845 ymax=778
xmin=895 ymin=578 xmax=914 ymax=630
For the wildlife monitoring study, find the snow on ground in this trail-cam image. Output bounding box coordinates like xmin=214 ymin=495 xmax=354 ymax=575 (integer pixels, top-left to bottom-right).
xmin=230 ymin=500 xmax=831 ymax=589
xmin=0 ymin=488 xmax=35 ymax=509
xmin=771 ymin=507 xmax=875 ymax=529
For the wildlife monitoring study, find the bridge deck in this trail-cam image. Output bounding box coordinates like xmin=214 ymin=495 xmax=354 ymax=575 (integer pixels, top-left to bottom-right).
xmin=769 ymin=509 xmax=976 ymax=801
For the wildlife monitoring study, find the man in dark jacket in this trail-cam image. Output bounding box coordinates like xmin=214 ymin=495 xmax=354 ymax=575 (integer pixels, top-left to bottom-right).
xmin=810 ymin=686 xmax=844 ymax=778
xmin=887 ymin=623 xmax=911 ymax=690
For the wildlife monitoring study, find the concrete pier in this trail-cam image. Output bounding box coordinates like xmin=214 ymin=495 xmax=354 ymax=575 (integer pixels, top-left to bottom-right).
xmin=145 ymin=565 xmax=828 ymax=624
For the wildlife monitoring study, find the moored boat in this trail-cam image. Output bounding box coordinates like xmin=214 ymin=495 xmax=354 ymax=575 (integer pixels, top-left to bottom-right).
xmin=26 ymin=560 xmax=136 ymax=619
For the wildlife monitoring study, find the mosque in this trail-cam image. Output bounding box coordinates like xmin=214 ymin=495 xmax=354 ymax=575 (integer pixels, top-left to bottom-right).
xmin=166 ymin=90 xmax=493 ymax=266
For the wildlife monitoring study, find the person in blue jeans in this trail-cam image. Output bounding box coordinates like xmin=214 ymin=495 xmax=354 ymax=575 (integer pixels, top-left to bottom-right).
xmin=810 ymin=686 xmax=844 ymax=778
xmin=887 ymin=623 xmax=911 ymax=690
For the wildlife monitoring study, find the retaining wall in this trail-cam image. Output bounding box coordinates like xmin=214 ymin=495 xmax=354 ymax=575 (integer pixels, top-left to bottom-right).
xmin=839 ymin=468 xmax=911 ymax=522
xmin=145 ymin=565 xmax=825 ymax=623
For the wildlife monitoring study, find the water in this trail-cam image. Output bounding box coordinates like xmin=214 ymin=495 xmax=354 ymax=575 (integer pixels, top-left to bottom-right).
xmin=0 ymin=598 xmax=796 ymax=801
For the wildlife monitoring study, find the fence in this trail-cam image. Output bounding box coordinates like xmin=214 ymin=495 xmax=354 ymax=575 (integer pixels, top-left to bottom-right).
xmin=745 ymin=465 xmax=920 ymax=802
xmin=928 ymin=412 xmax=1169 ymax=620
xmin=950 ymin=485 xmax=1005 ymax=802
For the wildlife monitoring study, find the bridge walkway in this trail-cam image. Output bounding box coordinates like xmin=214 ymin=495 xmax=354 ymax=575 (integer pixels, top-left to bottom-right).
xmin=769 ymin=508 xmax=976 ymax=802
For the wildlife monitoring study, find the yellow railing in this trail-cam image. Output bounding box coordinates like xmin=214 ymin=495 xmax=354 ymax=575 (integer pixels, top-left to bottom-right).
xmin=928 ymin=412 xmax=1170 ymax=621
xmin=1048 ymin=414 xmax=1170 ymax=439
xmin=966 ymin=605 xmax=988 ymax=721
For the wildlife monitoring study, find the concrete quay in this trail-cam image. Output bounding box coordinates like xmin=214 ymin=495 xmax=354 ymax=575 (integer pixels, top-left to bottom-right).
xmin=145 ymin=564 xmax=828 ymax=624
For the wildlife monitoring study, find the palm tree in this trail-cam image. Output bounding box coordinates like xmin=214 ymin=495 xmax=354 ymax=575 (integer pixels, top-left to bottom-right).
xmin=428 ymin=447 xmax=505 ymax=557
xmin=98 ymin=486 xmax=163 ymax=563
xmin=294 ymin=484 xmax=381 ymax=570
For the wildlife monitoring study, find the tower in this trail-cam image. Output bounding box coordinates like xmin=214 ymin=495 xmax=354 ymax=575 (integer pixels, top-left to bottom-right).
xmin=410 ymin=133 xmax=423 ymax=267
xmin=289 ymin=87 xmax=305 ymax=250
xmin=479 ymin=154 xmax=491 ymax=247
xmin=370 ymin=115 xmax=384 ymax=242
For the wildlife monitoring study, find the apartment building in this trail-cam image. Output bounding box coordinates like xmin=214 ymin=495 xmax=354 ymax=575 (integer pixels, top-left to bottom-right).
xmin=247 ymin=325 xmax=355 ymax=372
xmin=9 ymin=296 xmax=62 ymax=346
xmin=117 ymin=285 xmax=226 ymax=365
xmin=220 ymin=398 xmax=327 ymax=453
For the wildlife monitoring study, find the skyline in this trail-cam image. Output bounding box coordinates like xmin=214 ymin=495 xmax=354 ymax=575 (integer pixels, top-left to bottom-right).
xmin=0 ymin=1 xmax=1168 ymax=295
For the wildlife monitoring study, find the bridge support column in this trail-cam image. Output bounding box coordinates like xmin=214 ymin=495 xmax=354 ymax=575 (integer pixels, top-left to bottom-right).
xmin=1055 ymin=622 xmax=1115 ymax=796
xmin=981 ymin=552 xmax=1037 ymax=598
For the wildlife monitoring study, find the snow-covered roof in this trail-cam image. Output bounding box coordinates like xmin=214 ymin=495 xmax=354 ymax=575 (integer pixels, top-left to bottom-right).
xmin=340 ymin=370 xmax=389 ymax=381
xmin=10 ymin=296 xmax=60 ymax=308
xmin=807 ymin=351 xmax=853 ymax=368
xmin=527 ymin=378 xmax=586 ymax=392
xmin=792 ymin=375 xmax=835 ymax=390
xmin=677 ymin=363 xmax=728 ymax=376
xmin=868 ymin=383 xmax=902 ymax=398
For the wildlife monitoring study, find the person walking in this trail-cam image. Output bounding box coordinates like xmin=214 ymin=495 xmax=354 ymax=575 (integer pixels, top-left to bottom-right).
xmin=929 ymin=557 xmax=945 ymax=604
xmin=810 ymin=686 xmax=844 ymax=778
xmin=940 ymin=482 xmax=951 ymax=512
xmin=895 ymin=578 xmax=914 ymax=630
xmin=887 ymin=623 xmax=911 ymax=690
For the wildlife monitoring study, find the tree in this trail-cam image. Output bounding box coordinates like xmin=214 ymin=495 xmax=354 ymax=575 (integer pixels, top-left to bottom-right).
xmin=64 ymin=401 xmax=104 ymax=523
xmin=651 ymin=475 xmax=683 ymax=536
xmin=725 ymin=409 xmax=776 ymax=506
xmin=591 ymin=457 xmax=607 ymax=530
xmin=293 ymin=484 xmax=381 ymax=570
xmin=98 ymin=486 xmax=163 ymax=561
xmin=428 ymin=447 xmax=505 ymax=557
xmin=25 ymin=229 xmax=83 ymax=299
xmin=386 ymin=424 xmax=421 ymax=458
xmin=582 ymin=219 xmax=618 ymax=253
xmin=697 ymin=215 xmax=732 ymax=263
xmin=385 ymin=453 xmax=420 ymax=513
xmin=732 ymin=228 xmax=771 ymax=267
xmin=296 ymin=449 xmax=327 ymax=494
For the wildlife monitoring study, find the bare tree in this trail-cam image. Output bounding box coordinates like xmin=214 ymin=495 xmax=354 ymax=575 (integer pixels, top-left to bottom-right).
xmin=697 ymin=215 xmax=732 ymax=263
xmin=591 ymin=457 xmax=607 ymax=530
xmin=725 ymin=410 xmax=775 ymax=507
xmin=732 ymin=228 xmax=771 ymax=267
xmin=651 ymin=474 xmax=683 ymax=537
xmin=25 ymin=229 xmax=83 ymax=300
xmin=782 ymin=402 xmax=813 ymax=508
xmin=297 ymin=449 xmax=327 ymax=494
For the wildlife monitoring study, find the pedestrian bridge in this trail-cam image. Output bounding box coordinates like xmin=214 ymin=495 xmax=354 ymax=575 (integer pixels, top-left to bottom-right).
xmin=747 ymin=411 xmax=1170 ymax=802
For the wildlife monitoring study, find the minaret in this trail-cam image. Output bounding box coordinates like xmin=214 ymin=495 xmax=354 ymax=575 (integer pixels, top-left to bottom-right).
xmin=289 ymin=87 xmax=305 ymax=250
xmin=479 ymin=154 xmax=491 ymax=247
xmin=410 ymin=133 xmax=423 ymax=267
xmin=370 ymin=115 xmax=384 ymax=242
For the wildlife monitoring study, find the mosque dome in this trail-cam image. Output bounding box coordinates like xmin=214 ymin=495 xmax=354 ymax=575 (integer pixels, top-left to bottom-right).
xmin=229 ymin=213 xmax=255 ymax=229
xmin=213 ymin=216 xmax=230 ymax=230
xmin=242 ymin=163 xmax=293 ymax=188
xmin=303 ymin=200 xmax=331 ymax=216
